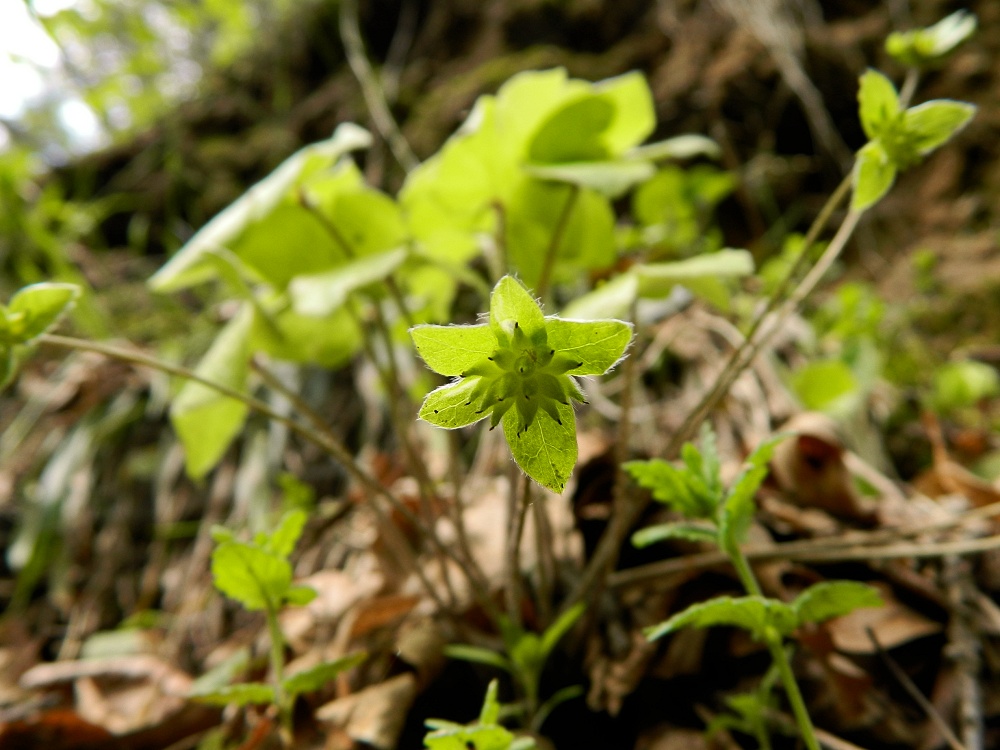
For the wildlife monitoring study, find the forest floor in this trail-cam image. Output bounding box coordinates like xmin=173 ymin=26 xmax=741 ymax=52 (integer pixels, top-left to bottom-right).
xmin=3 ymin=1 xmax=1000 ymax=749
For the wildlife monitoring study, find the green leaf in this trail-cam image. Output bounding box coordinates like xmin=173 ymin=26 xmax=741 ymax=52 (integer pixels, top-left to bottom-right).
xmin=886 ymin=10 xmax=977 ymax=68
xmin=631 ymin=521 xmax=718 ymax=548
xmin=265 ymin=509 xmax=308 ymax=557
xmin=636 ymin=250 xmax=754 ymax=310
xmin=189 ymin=682 xmax=275 ymax=706
xmin=593 ymin=71 xmax=656 ymax=155
xmin=528 ymin=95 xmax=615 ymax=163
xmin=212 ymin=541 xmax=291 ymax=611
xmin=792 ymin=581 xmax=883 ymax=626
xmin=285 ymin=585 xmax=318 ymax=606
xmin=289 ymin=247 xmax=407 ymax=317
xmin=149 ymin=124 xmax=372 ymax=292
xmin=443 ymin=644 xmax=512 ymax=673
xmin=851 ymin=140 xmax=897 ymax=212
xmin=479 ymin=679 xmax=502 ymax=725
xmin=410 ymin=324 xmax=497 ymax=377
xmin=503 ymin=401 xmax=577 ymax=494
xmin=282 ymin=653 xmax=366 ymax=697
xmin=790 ymin=359 xmax=858 ymax=412
xmin=543 ymin=318 xmax=632 ymax=375
xmin=857 ymin=69 xmax=900 ymax=140
xmin=424 ymin=724 xmax=520 ymax=750
xmin=719 ymin=437 xmax=784 ymax=548
xmin=903 ymin=100 xmax=976 ymax=154
xmin=170 ymin=305 xmax=252 ymax=478
xmin=644 ymin=596 xmax=798 ymax=642
xmin=933 ymin=360 xmax=1000 ymax=412
xmin=539 ymin=602 xmax=585 ymax=659
xmin=624 ymin=459 xmax=716 ymax=519
xmin=3 ymin=283 xmax=80 ymax=343
xmin=628 ymin=134 xmax=721 ymax=161
xmin=490 ymin=276 xmax=546 ymax=341
xmin=524 ymin=160 xmax=655 ymax=198
xmin=560 ymin=272 xmax=638 ymax=320
xmin=418 ymin=378 xmax=489 ymax=429
xmin=250 ymin=303 xmax=362 ymax=368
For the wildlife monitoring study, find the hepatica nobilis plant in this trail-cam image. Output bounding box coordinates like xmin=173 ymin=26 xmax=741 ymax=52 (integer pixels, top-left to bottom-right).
xmin=411 ymin=276 xmax=632 ymax=493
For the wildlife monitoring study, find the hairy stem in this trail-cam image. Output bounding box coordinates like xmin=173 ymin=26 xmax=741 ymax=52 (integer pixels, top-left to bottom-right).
xmin=264 ymin=603 xmax=292 ymax=746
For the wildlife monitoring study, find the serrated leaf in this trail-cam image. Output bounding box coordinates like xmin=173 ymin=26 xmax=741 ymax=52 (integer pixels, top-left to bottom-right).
xmin=443 ymin=644 xmax=512 ymax=672
xmin=171 ymin=305 xmax=252 ymax=478
xmin=851 ymin=140 xmax=897 ymax=212
xmin=903 ymin=100 xmax=976 ymax=155
xmin=189 ymin=682 xmax=275 ymax=706
xmin=503 ymin=402 xmax=577 ymax=494
xmin=857 ymin=69 xmax=900 ymax=140
xmin=266 ymin=509 xmax=307 ymax=557
xmin=719 ymin=436 xmax=784 ymax=548
xmin=418 ymin=378 xmax=488 ymax=429
xmin=631 ymin=521 xmax=718 ymax=548
xmin=524 ymin=160 xmax=655 ymax=198
xmin=644 ymin=596 xmax=798 ymax=642
xmin=410 ymin=324 xmax=497 ymax=377
xmin=624 ymin=459 xmax=715 ymax=519
xmin=289 ymin=247 xmax=407 ymax=317
xmin=4 ymin=283 xmax=80 ymax=343
xmin=792 ymin=581 xmax=883 ymax=625
xmin=490 ymin=276 xmax=546 ymax=341
xmin=212 ymin=541 xmax=291 ymax=611
xmin=282 ymin=652 xmax=366 ymax=697
xmin=543 ymin=318 xmax=632 ymax=375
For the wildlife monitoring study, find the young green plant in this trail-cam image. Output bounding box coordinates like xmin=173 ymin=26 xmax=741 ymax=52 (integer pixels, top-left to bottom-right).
xmin=423 ymin=679 xmax=536 ymax=750
xmin=192 ymin=509 xmax=365 ymax=742
xmin=626 ymin=429 xmax=883 ymax=750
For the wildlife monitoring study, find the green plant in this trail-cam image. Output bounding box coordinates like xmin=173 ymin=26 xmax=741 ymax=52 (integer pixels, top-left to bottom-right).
xmin=191 ymin=509 xmax=365 ymax=741
xmin=424 ymin=679 xmax=536 ymax=750
xmin=444 ymin=603 xmax=585 ymax=732
xmin=626 ymin=428 xmax=883 ymax=750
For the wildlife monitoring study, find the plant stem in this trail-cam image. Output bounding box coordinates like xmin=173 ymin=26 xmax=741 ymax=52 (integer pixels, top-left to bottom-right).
xmin=505 ymin=472 xmax=532 ymax=626
xmin=727 ymin=543 xmax=820 ymax=750
xmin=535 ymin=185 xmax=579 ymax=303
xmin=264 ymin=603 xmax=292 ymax=746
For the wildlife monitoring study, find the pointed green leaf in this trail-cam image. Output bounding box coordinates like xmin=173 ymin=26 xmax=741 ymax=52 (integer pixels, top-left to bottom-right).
xmin=719 ymin=436 xmax=785 ymax=548
xmin=503 ymin=401 xmax=577 ymax=494
xmin=266 ymin=509 xmax=307 ymax=557
xmin=903 ymin=100 xmax=976 ymax=155
xmin=443 ymin=644 xmax=512 ymax=673
xmin=792 ymin=581 xmax=883 ymax=626
xmin=628 ymin=134 xmax=721 ymax=161
xmin=171 ymin=306 xmax=252 ymax=478
xmin=282 ymin=653 xmax=366 ymax=697
xmin=419 ymin=378 xmax=488 ymax=429
xmin=490 ymin=276 xmax=546 ymax=341
xmin=4 ymin=283 xmax=80 ymax=343
xmin=411 ymin=324 xmax=497 ymax=377
xmin=624 ymin=459 xmax=716 ymax=519
xmin=189 ymin=682 xmax=275 ymax=706
xmin=544 ymin=318 xmax=632 ymax=375
xmin=851 ymin=140 xmax=897 ymax=211
xmin=539 ymin=602 xmax=585 ymax=659
xmin=886 ymin=10 xmax=976 ymax=67
xmin=857 ymin=69 xmax=900 ymax=140
xmin=212 ymin=541 xmax=291 ymax=611
xmin=289 ymin=247 xmax=407 ymax=317
xmin=644 ymin=596 xmax=798 ymax=642
xmin=631 ymin=521 xmax=718 ymax=548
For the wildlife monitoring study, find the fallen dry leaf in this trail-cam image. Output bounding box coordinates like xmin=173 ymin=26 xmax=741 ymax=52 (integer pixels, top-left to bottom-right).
xmin=316 ymin=673 xmax=417 ymax=750
xmin=823 ymin=584 xmax=942 ymax=654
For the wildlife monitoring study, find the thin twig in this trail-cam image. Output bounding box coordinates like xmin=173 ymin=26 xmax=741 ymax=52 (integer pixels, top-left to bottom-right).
xmin=505 ymin=472 xmax=532 ymax=626
xmin=535 ymin=185 xmax=580 ymax=303
xmin=867 ymin=627 xmax=967 ymax=750
xmin=339 ymin=0 xmax=419 ymax=173
xmin=531 ymin=491 xmax=555 ymax=628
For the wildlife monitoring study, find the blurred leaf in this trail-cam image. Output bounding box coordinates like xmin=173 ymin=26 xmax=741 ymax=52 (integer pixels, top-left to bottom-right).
xmin=282 ymin=653 xmax=366 ymax=698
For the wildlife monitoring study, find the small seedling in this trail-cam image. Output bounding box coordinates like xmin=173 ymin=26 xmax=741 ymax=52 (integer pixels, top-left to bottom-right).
xmin=424 ymin=679 xmax=537 ymax=750
xmin=627 ymin=428 xmax=883 ymax=750
xmin=445 ymin=603 xmax=585 ymax=732
xmin=192 ymin=509 xmax=365 ymax=742
xmin=0 ymin=282 xmax=79 ymax=387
